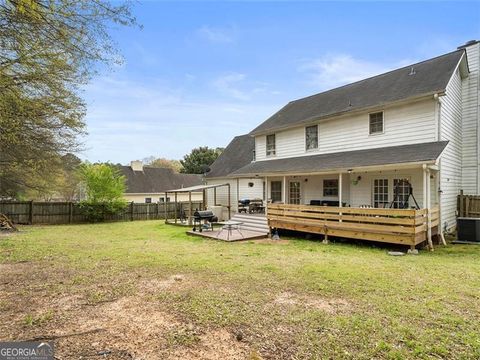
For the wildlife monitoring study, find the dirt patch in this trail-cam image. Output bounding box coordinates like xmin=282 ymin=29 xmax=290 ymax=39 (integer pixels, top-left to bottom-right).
xmin=138 ymin=274 xmax=188 ymax=293
xmin=170 ymin=328 xmax=251 ymax=360
xmin=248 ymin=238 xmax=290 ymax=245
xmin=274 ymin=292 xmax=351 ymax=314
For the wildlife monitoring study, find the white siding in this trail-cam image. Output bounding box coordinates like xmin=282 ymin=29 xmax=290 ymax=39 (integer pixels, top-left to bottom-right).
xmin=205 ymin=177 xmax=264 ymax=213
xmin=348 ymin=169 xmax=425 ymax=208
xmin=440 ymin=68 xmax=463 ymax=230
xmin=302 ymin=174 xmax=350 ymax=205
xmin=205 ymin=179 xmax=237 ymax=211
xmin=461 ymin=43 xmax=480 ymax=193
xmin=254 ymin=99 xmax=437 ymax=161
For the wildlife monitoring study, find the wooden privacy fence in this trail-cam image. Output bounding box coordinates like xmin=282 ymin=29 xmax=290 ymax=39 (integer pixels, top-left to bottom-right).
xmin=458 ymin=191 xmax=480 ymax=217
xmin=267 ymin=203 xmax=439 ymax=248
xmin=0 ymin=201 xmax=203 ymax=225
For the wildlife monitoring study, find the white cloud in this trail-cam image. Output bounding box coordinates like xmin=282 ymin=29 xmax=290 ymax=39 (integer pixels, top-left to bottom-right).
xmin=81 ymin=75 xmax=280 ymax=163
xmin=212 ymin=72 xmax=250 ymax=101
xmin=299 ymin=53 xmax=413 ymax=90
xmin=197 ymin=25 xmax=235 ymax=44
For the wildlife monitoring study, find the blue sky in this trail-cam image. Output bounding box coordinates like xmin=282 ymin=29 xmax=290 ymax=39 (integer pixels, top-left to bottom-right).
xmin=82 ymin=1 xmax=480 ymax=164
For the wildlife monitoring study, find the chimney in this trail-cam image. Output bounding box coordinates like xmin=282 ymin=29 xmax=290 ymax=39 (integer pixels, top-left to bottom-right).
xmin=130 ymin=160 xmax=143 ymax=172
xmin=457 ymin=40 xmax=479 ymax=50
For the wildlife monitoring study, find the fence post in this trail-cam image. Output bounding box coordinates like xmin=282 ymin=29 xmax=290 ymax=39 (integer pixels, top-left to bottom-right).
xmin=69 ymin=202 xmax=73 ymax=224
xmin=130 ymin=201 xmax=134 ymax=221
xmin=29 ymin=200 xmax=34 ymax=225
xmin=466 ymin=196 xmax=470 ymax=217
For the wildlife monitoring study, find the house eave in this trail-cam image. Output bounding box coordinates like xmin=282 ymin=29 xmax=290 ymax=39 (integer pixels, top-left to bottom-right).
xmin=227 ymin=160 xmax=437 ymax=178
xmin=250 ymin=92 xmax=444 ymax=137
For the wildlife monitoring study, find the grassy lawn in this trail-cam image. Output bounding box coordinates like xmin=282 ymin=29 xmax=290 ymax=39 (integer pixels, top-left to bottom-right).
xmin=1 ymin=221 xmax=479 ymax=359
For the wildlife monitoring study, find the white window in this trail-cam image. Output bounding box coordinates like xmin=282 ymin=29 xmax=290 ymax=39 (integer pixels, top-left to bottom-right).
xmin=305 ymin=125 xmax=318 ymax=150
xmin=270 ymin=181 xmax=282 ymax=202
xmin=373 ymin=179 xmax=389 ymax=208
xmin=369 ymin=112 xmax=384 ymax=134
xmin=393 ymin=178 xmax=410 ymax=209
xmin=289 ymin=181 xmax=301 ymax=204
xmin=266 ymin=134 xmax=276 ymax=156
xmin=323 ymin=179 xmax=338 ymax=197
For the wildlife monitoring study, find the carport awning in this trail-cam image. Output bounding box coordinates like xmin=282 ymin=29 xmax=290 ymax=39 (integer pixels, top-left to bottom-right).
xmin=167 ymin=183 xmax=230 ymax=192
xmin=229 ymin=141 xmax=448 ymax=177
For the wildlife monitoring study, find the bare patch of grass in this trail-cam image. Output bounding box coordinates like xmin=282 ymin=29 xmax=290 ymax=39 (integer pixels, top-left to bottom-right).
xmin=0 ymin=221 xmax=479 ymax=359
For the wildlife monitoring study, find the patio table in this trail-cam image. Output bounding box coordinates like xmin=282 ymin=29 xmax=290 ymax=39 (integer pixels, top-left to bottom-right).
xmin=216 ymin=220 xmax=244 ymax=240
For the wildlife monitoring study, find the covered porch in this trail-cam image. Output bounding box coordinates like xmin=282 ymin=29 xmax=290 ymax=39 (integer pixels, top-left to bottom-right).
xmin=228 ymin=141 xmax=448 ymax=249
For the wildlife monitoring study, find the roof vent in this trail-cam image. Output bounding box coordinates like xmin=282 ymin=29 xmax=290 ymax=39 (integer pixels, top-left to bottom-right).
xmin=457 ymin=40 xmax=479 ymax=49
xmin=408 ymin=67 xmax=416 ymax=76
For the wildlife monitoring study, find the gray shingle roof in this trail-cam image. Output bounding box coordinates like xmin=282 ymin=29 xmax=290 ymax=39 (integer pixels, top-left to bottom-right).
xmin=118 ymin=166 xmax=203 ymax=193
xmin=229 ymin=141 xmax=448 ymax=176
xmin=205 ymin=134 xmax=254 ymax=178
xmin=250 ymin=50 xmax=465 ymax=135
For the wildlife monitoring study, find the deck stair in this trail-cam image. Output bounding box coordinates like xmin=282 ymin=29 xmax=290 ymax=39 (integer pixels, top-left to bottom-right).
xmin=229 ymin=213 xmax=269 ymax=235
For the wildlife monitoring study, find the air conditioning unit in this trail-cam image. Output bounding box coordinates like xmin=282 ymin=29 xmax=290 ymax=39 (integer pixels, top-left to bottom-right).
xmin=457 ymin=217 xmax=480 ymax=243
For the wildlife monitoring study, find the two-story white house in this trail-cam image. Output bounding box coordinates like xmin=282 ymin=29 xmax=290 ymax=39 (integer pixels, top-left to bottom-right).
xmin=205 ymin=40 xmax=480 ymax=247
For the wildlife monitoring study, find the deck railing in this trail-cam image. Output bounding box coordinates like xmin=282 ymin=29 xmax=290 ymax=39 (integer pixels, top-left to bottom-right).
xmin=267 ymin=204 xmax=439 ymax=247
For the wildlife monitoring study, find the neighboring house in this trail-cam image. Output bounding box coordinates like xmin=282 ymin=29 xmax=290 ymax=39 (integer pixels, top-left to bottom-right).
xmin=119 ymin=161 xmax=203 ymax=203
xmin=206 ymin=40 xmax=480 ymax=234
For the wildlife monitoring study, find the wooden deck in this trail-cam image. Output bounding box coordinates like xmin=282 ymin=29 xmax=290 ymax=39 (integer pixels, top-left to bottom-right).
xmin=187 ymin=229 xmax=267 ymax=242
xmin=267 ymin=203 xmax=439 ymax=249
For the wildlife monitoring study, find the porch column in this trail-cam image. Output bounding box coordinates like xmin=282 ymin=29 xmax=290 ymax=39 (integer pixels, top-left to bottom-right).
xmin=339 ymin=173 xmax=343 ymax=222
xmin=265 ymin=177 xmax=268 ymax=216
xmin=423 ymin=165 xmax=433 ymax=250
xmin=236 ymin=178 xmax=240 ymax=212
xmin=282 ymin=176 xmax=287 ymax=204
xmin=188 ymin=191 xmax=192 ymax=226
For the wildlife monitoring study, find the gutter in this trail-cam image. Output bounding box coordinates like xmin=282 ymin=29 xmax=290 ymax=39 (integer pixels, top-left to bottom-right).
xmin=228 ymin=160 xmax=438 ymax=178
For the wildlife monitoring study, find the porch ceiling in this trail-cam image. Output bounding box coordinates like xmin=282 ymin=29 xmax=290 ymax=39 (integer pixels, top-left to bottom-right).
xmin=229 ymin=141 xmax=448 ymax=177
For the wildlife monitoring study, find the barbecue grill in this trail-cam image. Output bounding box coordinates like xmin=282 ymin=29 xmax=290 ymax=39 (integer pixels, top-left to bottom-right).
xmin=192 ymin=210 xmax=218 ymax=232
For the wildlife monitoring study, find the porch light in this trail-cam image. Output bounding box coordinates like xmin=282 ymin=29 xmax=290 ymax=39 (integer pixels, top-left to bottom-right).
xmin=347 ymin=169 xmax=353 ymax=173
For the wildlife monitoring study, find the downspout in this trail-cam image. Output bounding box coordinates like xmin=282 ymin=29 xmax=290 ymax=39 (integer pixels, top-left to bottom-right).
xmin=434 ymin=93 xmax=446 ymax=236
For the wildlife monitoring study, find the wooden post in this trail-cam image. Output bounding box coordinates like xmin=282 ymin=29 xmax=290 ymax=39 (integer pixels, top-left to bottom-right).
xmin=459 ymin=189 xmax=464 ymax=217
xmin=202 ymin=189 xmax=206 ymax=210
xmin=130 ymin=201 xmax=134 ymax=221
xmin=466 ymin=196 xmax=470 ymax=217
xmin=282 ymin=176 xmax=287 ymax=204
xmin=29 ymin=200 xmax=34 ymax=225
xmin=156 ymin=202 xmax=159 ymax=219
xmin=174 ymin=192 xmax=178 ymax=224
xmin=214 ymin=187 xmax=217 ymax=206
xmin=188 ymin=191 xmax=192 ymax=226
xmin=68 ymin=202 xmax=73 ymax=224
xmin=164 ymin=192 xmax=168 ymax=223
xmin=227 ymin=183 xmax=231 ymax=220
